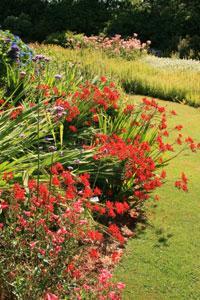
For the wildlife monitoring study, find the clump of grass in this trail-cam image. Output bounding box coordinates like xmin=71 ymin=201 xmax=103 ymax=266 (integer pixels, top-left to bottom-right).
xmin=31 ymin=44 xmax=200 ymax=107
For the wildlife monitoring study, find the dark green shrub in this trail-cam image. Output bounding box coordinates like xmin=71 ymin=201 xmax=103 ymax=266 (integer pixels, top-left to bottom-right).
xmin=45 ymin=31 xmax=85 ymax=49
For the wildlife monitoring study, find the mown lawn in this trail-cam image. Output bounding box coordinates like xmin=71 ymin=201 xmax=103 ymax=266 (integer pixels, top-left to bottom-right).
xmin=114 ymin=96 xmax=200 ymax=300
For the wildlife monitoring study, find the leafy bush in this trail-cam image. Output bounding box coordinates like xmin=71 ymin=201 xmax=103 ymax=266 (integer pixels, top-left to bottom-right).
xmin=0 ymin=30 xmax=33 ymax=80
xmin=3 ymin=13 xmax=32 ymax=38
xmin=177 ymin=35 xmax=200 ymax=60
xmin=45 ymin=31 xmax=85 ymax=49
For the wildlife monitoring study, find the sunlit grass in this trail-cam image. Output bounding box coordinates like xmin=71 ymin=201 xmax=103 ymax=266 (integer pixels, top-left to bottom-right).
xmin=31 ymin=44 xmax=200 ymax=106
xmin=114 ymin=96 xmax=200 ymax=300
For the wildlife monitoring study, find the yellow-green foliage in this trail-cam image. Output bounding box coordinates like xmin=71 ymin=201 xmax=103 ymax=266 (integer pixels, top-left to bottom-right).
xmin=31 ymin=44 xmax=200 ymax=106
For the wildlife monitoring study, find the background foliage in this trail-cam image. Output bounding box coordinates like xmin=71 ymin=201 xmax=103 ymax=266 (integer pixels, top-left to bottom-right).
xmin=0 ymin=0 xmax=199 ymax=58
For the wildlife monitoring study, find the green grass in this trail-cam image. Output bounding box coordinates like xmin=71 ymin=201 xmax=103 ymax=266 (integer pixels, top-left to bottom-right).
xmin=31 ymin=44 xmax=200 ymax=106
xmin=114 ymin=96 xmax=200 ymax=300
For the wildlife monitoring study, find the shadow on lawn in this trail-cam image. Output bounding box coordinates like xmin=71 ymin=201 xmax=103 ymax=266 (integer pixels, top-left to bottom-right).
xmin=153 ymin=227 xmax=174 ymax=248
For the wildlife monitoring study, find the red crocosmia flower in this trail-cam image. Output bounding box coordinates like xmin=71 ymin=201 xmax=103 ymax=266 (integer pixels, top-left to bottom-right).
xmin=170 ymin=110 xmax=177 ymax=116
xmin=52 ymin=176 xmax=60 ymax=186
xmin=175 ymin=125 xmax=183 ymax=131
xmin=28 ymin=179 xmax=37 ymax=190
xmin=83 ymin=186 xmax=93 ymax=198
xmin=176 ymin=137 xmax=182 ymax=145
xmin=182 ymin=184 xmax=188 ymax=192
xmin=181 ymin=172 xmax=188 ymax=184
xmin=62 ymin=171 xmax=75 ymax=185
xmin=69 ymin=125 xmax=77 ymax=132
xmin=163 ymin=130 xmax=169 ymax=137
xmin=65 ymin=187 xmax=76 ymax=200
xmin=66 ymin=263 xmax=74 ymax=273
xmin=52 ymin=86 xmax=59 ymax=95
xmin=10 ymin=106 xmax=23 ymax=119
xmin=189 ymin=143 xmax=196 ymax=152
xmin=106 ymin=201 xmax=114 ymax=210
xmin=108 ymin=224 xmax=125 ymax=244
xmin=29 ymin=102 xmax=36 ymax=108
xmin=111 ymin=251 xmax=122 ymax=262
xmin=115 ymin=202 xmax=126 ymax=215
xmin=93 ymin=114 xmax=99 ymax=122
xmin=158 ymin=106 xmax=165 ymax=113
xmin=160 ymin=170 xmax=166 ymax=179
xmin=108 ymin=209 xmax=116 ymax=218
xmin=110 ymin=82 xmax=115 ymax=87
xmin=87 ymin=230 xmax=103 ymax=242
xmin=123 ymin=104 xmax=134 ymax=114
xmin=85 ymin=120 xmax=91 ymax=126
xmin=100 ymin=76 xmax=107 ymax=83
xmin=3 ymin=172 xmax=13 ymax=182
xmin=93 ymin=187 xmax=102 ymax=196
xmin=79 ymin=173 xmax=90 ymax=187
xmin=13 ymin=183 xmax=25 ymax=200
xmin=72 ymin=270 xmax=81 ymax=279
xmin=185 ymin=136 xmax=194 ymax=143
xmin=89 ymin=248 xmax=100 ymax=259
xmin=154 ymin=195 xmax=160 ymax=201
xmin=51 ymin=162 xmax=64 ymax=175
xmin=175 ymin=172 xmax=188 ymax=192
xmin=44 ymin=292 xmax=59 ymax=300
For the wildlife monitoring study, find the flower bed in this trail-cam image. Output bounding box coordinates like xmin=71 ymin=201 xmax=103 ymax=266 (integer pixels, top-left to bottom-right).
xmin=45 ymin=31 xmax=150 ymax=60
xmin=0 ymin=31 xmax=199 ymax=299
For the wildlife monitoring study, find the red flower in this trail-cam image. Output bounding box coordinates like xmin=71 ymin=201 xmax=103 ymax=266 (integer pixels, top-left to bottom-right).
xmin=69 ymin=125 xmax=77 ymax=132
xmin=89 ymin=248 xmax=100 ymax=259
xmin=93 ymin=187 xmax=102 ymax=196
xmin=170 ymin=110 xmax=177 ymax=116
xmin=87 ymin=230 xmax=103 ymax=242
xmin=100 ymin=76 xmax=107 ymax=83
xmin=10 ymin=106 xmax=23 ymax=119
xmin=3 ymin=172 xmax=13 ymax=182
xmin=28 ymin=179 xmax=37 ymax=190
xmin=13 ymin=183 xmax=25 ymax=201
xmin=181 ymin=172 xmax=188 ymax=184
xmin=52 ymin=176 xmax=60 ymax=186
xmin=175 ymin=172 xmax=188 ymax=192
xmin=175 ymin=125 xmax=183 ymax=131
xmin=160 ymin=170 xmax=166 ymax=179
xmin=108 ymin=224 xmax=124 ymax=244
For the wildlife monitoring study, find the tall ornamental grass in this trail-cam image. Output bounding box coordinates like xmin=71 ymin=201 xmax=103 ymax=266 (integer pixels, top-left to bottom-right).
xmin=32 ymin=44 xmax=200 ymax=107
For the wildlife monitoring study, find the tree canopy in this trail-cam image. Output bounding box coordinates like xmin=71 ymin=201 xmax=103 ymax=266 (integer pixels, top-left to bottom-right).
xmin=0 ymin=0 xmax=199 ymax=56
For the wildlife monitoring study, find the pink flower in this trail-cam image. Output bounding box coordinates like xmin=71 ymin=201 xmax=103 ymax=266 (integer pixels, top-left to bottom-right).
xmin=116 ymin=282 xmax=126 ymax=290
xmin=44 ymin=293 xmax=59 ymax=300
xmin=0 ymin=202 xmax=9 ymax=209
xmin=108 ymin=291 xmax=120 ymax=300
xmin=99 ymin=269 xmax=112 ymax=283
xmin=30 ymin=241 xmax=38 ymax=249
